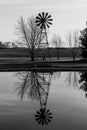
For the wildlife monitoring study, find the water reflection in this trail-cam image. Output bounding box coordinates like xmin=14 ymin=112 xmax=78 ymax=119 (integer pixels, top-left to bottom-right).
xmin=15 ymin=71 xmax=53 ymax=125
xmin=65 ymin=71 xmax=87 ymax=98
xmin=52 ymin=71 xmax=61 ymax=80
xmin=79 ymin=71 xmax=87 ymax=98
xmin=65 ymin=72 xmax=79 ymax=88
xmin=14 ymin=70 xmax=87 ymax=128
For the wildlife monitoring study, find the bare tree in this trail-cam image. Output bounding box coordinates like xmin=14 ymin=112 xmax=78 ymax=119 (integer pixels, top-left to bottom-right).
xmin=15 ymin=16 xmax=42 ymax=61
xmin=65 ymin=30 xmax=80 ymax=61
xmin=51 ymin=34 xmax=62 ymax=60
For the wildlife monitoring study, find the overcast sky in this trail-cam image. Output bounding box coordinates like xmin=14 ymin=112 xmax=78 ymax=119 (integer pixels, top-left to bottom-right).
xmin=0 ymin=0 xmax=87 ymax=42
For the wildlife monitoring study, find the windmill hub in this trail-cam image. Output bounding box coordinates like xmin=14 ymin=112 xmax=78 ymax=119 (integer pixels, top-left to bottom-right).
xmin=42 ymin=18 xmax=46 ymax=23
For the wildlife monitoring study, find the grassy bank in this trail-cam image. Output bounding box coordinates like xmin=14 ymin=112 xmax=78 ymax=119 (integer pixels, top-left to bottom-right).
xmin=0 ymin=47 xmax=84 ymax=71
xmin=0 ymin=48 xmax=81 ymax=58
xmin=0 ymin=60 xmax=87 ymax=72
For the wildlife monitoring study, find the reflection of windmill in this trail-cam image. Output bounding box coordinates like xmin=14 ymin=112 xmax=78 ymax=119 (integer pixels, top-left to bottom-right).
xmin=35 ymin=72 xmax=52 ymax=125
xmin=36 ymin=12 xmax=53 ymax=48
xmin=37 ymin=72 xmax=52 ymax=109
xmin=65 ymin=72 xmax=79 ymax=88
xmin=15 ymin=71 xmax=53 ymax=125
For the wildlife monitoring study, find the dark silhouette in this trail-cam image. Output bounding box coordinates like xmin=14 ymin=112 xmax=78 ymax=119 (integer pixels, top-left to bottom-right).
xmin=15 ymin=71 xmax=53 ymax=125
xmin=79 ymin=22 xmax=87 ymax=59
xmin=36 ymin=12 xmax=53 ymax=30
xmin=79 ymin=71 xmax=87 ymax=97
xmin=35 ymin=108 xmax=52 ymax=125
xmin=36 ymin=12 xmax=53 ymax=61
xmin=43 ymin=55 xmax=45 ymax=62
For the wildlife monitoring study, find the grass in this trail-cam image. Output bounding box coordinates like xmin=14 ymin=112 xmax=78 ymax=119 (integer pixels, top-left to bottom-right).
xmin=0 ymin=48 xmax=86 ymax=71
xmin=0 ymin=48 xmax=81 ymax=57
xmin=0 ymin=57 xmax=86 ymax=72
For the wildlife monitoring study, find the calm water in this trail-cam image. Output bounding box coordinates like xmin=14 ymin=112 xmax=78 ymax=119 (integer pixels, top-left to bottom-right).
xmin=0 ymin=71 xmax=87 ymax=130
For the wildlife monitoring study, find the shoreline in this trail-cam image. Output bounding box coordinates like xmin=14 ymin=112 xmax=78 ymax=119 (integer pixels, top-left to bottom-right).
xmin=0 ymin=59 xmax=86 ymax=72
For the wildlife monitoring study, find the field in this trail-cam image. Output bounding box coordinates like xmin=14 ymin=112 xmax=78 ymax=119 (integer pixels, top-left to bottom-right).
xmin=0 ymin=47 xmax=85 ymax=71
xmin=0 ymin=48 xmax=81 ymax=57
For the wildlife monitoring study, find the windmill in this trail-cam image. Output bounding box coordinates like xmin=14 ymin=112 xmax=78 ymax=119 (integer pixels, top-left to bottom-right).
xmin=36 ymin=12 xmax=53 ymax=48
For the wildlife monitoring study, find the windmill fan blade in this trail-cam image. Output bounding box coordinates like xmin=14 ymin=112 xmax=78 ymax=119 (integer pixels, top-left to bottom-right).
xmin=45 ymin=119 xmax=48 ymax=124
xmin=36 ymin=20 xmax=41 ymax=23
xmin=45 ymin=12 xmax=48 ymax=19
xmin=42 ymin=119 xmax=45 ymax=125
xmin=47 ymin=22 xmax=52 ymax=25
xmin=40 ymin=108 xmax=43 ymax=113
xmin=46 ymin=15 xmax=51 ymax=19
xmin=35 ymin=117 xmax=41 ymax=121
xmin=36 ymin=22 xmax=41 ymax=25
xmin=35 ymin=114 xmax=40 ymax=117
xmin=38 ymin=118 xmax=42 ymax=124
xmin=46 ymin=112 xmax=52 ymax=115
xmin=46 ymin=109 xmax=50 ymax=114
xmin=38 ymin=13 xmax=43 ymax=19
xmin=36 ymin=16 xmax=41 ymax=20
xmin=42 ymin=12 xmax=45 ymax=18
xmin=37 ymin=22 xmax=42 ymax=27
xmin=47 ymin=116 xmax=52 ymax=119
xmin=46 ymin=24 xmax=50 ymax=28
xmin=41 ymin=23 xmax=44 ymax=27
xmin=36 ymin=110 xmax=41 ymax=115
xmin=40 ymin=24 xmax=44 ymax=29
xmin=47 ymin=18 xmax=53 ymax=21
xmin=47 ymin=118 xmax=51 ymax=122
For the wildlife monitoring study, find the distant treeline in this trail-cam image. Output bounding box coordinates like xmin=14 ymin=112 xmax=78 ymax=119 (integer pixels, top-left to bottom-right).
xmin=0 ymin=47 xmax=81 ymax=58
xmin=0 ymin=41 xmax=16 ymax=48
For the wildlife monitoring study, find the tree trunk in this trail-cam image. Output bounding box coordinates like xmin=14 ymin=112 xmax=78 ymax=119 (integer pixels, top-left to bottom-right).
xmin=30 ymin=49 xmax=34 ymax=62
xmin=56 ymin=48 xmax=59 ymax=60
xmin=31 ymin=52 xmax=34 ymax=61
xmin=71 ymin=49 xmax=75 ymax=61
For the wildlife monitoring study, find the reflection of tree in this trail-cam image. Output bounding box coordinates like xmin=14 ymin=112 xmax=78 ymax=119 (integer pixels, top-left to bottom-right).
xmin=15 ymin=71 xmax=53 ymax=125
xmin=65 ymin=72 xmax=79 ymax=87
xmin=52 ymin=71 xmax=61 ymax=80
xmin=79 ymin=71 xmax=87 ymax=97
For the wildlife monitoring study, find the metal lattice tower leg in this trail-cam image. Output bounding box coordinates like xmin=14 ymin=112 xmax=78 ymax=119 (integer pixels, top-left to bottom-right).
xmin=35 ymin=72 xmax=53 ymax=125
xmin=38 ymin=72 xmax=52 ymax=110
xmin=36 ymin=12 xmax=53 ymax=61
xmin=38 ymin=27 xmax=49 ymax=48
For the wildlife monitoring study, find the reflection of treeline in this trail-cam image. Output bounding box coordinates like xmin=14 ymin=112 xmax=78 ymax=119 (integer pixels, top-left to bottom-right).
xmin=0 ymin=47 xmax=81 ymax=58
xmin=79 ymin=71 xmax=87 ymax=97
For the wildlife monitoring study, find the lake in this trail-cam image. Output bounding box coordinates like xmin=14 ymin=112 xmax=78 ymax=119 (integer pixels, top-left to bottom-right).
xmin=0 ymin=71 xmax=87 ymax=130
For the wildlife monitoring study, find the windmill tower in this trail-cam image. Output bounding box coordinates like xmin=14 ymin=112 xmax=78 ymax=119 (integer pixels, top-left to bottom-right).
xmin=36 ymin=12 xmax=53 ymax=48
xmin=35 ymin=72 xmax=53 ymax=125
